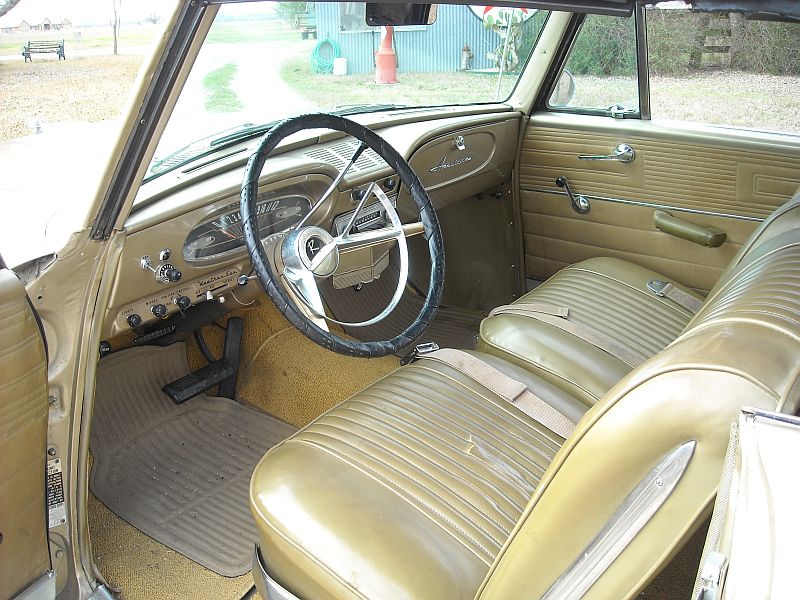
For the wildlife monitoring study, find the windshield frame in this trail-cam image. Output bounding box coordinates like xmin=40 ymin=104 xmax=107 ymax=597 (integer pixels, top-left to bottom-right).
xmin=140 ymin=2 xmax=551 ymax=185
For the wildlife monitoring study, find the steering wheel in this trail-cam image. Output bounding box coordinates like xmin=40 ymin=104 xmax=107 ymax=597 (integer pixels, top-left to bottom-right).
xmin=241 ymin=113 xmax=444 ymax=358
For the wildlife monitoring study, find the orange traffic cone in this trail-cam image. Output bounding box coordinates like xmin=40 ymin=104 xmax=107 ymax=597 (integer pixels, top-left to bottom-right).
xmin=375 ymin=26 xmax=398 ymax=84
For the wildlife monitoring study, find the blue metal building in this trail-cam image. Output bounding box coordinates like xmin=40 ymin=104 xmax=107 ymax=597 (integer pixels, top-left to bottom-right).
xmin=315 ymin=4 xmax=503 ymax=74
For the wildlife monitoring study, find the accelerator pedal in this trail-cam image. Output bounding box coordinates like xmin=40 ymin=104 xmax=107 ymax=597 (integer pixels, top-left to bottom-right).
xmin=162 ymin=317 xmax=244 ymax=404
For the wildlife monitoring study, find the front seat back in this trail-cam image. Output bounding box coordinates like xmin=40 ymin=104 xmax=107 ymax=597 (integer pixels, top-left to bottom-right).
xmin=477 ymin=227 xmax=800 ymax=599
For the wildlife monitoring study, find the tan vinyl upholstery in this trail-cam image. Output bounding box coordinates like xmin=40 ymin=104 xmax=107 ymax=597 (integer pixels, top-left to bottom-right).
xmin=478 ymin=191 xmax=800 ymax=405
xmin=0 ymin=269 xmax=50 ymax=600
xmin=249 ymin=193 xmax=800 ymax=600
xmin=478 ymin=257 xmax=700 ymax=405
xmin=250 ymin=354 xmax=586 ymax=600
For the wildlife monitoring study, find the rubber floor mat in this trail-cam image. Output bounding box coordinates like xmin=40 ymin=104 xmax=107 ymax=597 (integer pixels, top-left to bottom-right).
xmin=321 ymin=265 xmax=485 ymax=352
xmin=90 ymin=343 xmax=295 ymax=577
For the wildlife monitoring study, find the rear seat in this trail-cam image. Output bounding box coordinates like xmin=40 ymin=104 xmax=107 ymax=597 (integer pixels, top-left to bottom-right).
xmin=478 ymin=191 xmax=800 ymax=405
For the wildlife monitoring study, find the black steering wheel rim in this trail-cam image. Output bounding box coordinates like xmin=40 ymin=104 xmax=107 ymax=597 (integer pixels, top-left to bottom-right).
xmin=241 ymin=113 xmax=445 ymax=358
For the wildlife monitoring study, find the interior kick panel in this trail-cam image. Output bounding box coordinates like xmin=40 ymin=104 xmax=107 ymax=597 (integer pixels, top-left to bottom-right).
xmin=520 ymin=113 xmax=800 ymax=292
xmin=405 ymin=118 xmax=522 ymax=310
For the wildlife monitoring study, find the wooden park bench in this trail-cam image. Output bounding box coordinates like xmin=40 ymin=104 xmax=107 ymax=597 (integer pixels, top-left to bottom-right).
xmin=22 ymin=40 xmax=66 ymax=62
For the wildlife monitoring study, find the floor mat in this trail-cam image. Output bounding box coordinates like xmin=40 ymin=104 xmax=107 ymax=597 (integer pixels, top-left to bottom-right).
xmin=89 ymin=490 xmax=255 ymax=600
xmin=321 ymin=266 xmax=486 ymax=352
xmin=90 ymin=344 xmax=296 ymax=577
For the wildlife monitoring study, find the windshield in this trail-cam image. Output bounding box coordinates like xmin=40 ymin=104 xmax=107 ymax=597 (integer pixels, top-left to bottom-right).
xmin=148 ymin=2 xmax=548 ymax=180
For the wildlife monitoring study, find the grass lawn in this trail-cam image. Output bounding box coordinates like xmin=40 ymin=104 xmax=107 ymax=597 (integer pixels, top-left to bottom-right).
xmin=205 ymin=20 xmax=298 ymax=45
xmin=203 ymin=64 xmax=244 ymax=112
xmin=0 ymin=25 xmax=160 ymax=57
xmin=281 ymin=55 xmax=800 ymax=134
xmin=0 ymin=55 xmax=143 ymax=142
xmin=568 ymin=72 xmax=800 ymax=133
xmin=279 ymin=56 xmax=520 ymax=108
xmin=0 ymin=20 xmax=296 ymax=58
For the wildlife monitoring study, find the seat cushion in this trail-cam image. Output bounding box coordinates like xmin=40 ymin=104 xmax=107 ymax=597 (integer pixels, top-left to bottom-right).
xmin=250 ymin=352 xmax=586 ymax=600
xmin=478 ymin=257 xmax=702 ymax=405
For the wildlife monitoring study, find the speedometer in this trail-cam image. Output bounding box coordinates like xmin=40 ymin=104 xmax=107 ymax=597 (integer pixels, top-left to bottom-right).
xmin=183 ymin=194 xmax=310 ymax=261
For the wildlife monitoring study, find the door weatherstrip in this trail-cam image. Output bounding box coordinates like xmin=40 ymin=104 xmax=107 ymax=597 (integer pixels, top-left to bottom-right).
xmin=521 ymin=187 xmax=765 ymax=222
xmin=635 ymin=4 xmax=651 ymax=121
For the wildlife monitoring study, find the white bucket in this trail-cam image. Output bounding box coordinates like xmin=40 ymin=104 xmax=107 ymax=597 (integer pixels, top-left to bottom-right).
xmin=332 ymin=57 xmax=348 ymax=76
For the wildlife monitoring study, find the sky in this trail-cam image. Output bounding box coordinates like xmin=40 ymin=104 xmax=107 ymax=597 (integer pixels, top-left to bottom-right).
xmin=1 ymin=0 xmax=279 ymax=26
xmin=1 ymin=0 xmax=171 ymax=26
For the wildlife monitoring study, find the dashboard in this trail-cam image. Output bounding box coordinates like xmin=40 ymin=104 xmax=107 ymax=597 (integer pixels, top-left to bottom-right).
xmin=103 ymin=111 xmax=520 ymax=341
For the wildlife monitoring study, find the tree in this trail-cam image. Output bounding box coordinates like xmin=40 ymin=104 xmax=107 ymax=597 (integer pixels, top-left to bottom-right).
xmin=0 ymin=0 xmax=23 ymax=19
xmin=276 ymin=2 xmax=307 ymax=29
xmin=145 ymin=12 xmax=161 ymax=25
xmin=111 ymin=0 xmax=122 ymax=56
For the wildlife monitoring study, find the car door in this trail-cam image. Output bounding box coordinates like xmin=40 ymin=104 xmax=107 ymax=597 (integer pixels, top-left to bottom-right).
xmin=520 ymin=5 xmax=800 ymax=294
xmin=0 ymin=261 xmax=53 ymax=599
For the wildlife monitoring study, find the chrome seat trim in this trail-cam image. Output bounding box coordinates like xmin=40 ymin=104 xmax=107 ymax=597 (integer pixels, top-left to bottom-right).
xmin=253 ymin=546 xmax=302 ymax=600
xmin=542 ymin=441 xmax=696 ymax=600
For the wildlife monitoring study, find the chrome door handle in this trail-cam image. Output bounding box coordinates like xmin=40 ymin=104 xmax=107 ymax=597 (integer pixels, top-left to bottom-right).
xmin=578 ymin=143 xmax=636 ymax=164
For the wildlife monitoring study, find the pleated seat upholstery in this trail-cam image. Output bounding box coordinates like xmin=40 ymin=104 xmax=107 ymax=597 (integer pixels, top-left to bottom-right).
xmin=250 ymin=353 xmax=587 ymax=600
xmin=249 ymin=192 xmax=800 ymax=600
xmin=478 ymin=191 xmax=800 ymax=406
xmin=478 ymin=257 xmax=699 ymax=405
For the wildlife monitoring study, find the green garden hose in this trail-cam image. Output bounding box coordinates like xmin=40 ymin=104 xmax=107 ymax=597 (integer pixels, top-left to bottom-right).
xmin=310 ymin=38 xmax=340 ymax=74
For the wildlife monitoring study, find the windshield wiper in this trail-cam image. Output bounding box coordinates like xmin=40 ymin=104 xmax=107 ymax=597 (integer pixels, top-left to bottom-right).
xmin=332 ymin=103 xmax=409 ymax=117
xmin=210 ymin=120 xmax=279 ymax=147
xmin=144 ymin=121 xmax=280 ymax=183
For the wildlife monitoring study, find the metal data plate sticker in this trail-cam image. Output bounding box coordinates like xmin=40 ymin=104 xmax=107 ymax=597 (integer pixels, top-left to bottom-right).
xmin=47 ymin=457 xmax=67 ymax=528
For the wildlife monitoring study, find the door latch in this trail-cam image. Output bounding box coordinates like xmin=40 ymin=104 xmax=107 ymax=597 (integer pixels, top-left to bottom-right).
xmin=578 ymin=143 xmax=636 ymax=164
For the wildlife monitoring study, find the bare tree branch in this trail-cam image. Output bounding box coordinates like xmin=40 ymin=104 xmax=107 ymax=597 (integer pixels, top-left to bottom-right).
xmin=0 ymin=0 xmax=23 ymax=19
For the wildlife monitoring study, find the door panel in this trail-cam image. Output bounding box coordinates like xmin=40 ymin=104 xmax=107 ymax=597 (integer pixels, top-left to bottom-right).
xmin=519 ymin=113 xmax=800 ymax=292
xmin=0 ymin=269 xmax=51 ymax=599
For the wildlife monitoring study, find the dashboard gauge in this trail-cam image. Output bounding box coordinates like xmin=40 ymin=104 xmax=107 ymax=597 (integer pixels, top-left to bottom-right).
xmin=183 ymin=194 xmax=310 ymax=261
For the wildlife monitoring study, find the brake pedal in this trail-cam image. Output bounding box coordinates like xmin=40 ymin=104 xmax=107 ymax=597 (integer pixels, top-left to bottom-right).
xmin=162 ymin=317 xmax=244 ymax=404
xmin=162 ymin=359 xmax=234 ymax=404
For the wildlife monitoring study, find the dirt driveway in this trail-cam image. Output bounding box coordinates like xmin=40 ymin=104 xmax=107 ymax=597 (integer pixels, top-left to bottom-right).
xmin=156 ymin=39 xmax=314 ymax=156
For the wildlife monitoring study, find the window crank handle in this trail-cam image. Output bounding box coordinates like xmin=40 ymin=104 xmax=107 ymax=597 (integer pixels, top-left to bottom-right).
xmin=555 ymin=177 xmax=590 ymax=215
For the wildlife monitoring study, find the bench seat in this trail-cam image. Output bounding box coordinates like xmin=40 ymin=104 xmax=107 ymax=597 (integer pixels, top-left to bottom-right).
xmin=478 ymin=190 xmax=800 ymax=405
xmin=249 ymin=195 xmax=800 ymax=600
xmin=478 ymin=257 xmax=699 ymax=405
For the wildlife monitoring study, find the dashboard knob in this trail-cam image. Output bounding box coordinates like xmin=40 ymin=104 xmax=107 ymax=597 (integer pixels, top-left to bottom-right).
xmin=164 ymin=267 xmax=182 ymax=282
xmin=127 ymin=313 xmax=142 ymax=328
xmin=174 ymin=295 xmax=191 ymax=310
xmin=384 ymin=178 xmax=396 ymax=191
xmin=351 ymin=188 xmax=366 ymax=203
xmin=151 ymin=304 xmax=169 ymax=319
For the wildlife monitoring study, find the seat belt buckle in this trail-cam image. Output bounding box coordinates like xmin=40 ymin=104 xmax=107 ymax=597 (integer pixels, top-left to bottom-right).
xmin=400 ymin=342 xmax=439 ymax=366
xmin=647 ymin=279 xmax=668 ymax=297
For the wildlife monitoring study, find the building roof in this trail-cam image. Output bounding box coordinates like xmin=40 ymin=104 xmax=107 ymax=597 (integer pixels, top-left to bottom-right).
xmin=0 ymin=10 xmax=70 ymax=28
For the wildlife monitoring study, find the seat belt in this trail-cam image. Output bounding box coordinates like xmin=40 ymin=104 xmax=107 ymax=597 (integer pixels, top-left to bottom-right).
xmin=488 ymin=304 xmax=645 ymax=368
xmin=647 ymin=279 xmax=704 ymax=314
xmin=417 ymin=347 xmax=576 ymax=439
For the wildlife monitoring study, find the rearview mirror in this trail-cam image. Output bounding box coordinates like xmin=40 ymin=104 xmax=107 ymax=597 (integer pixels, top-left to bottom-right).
xmin=365 ymin=3 xmax=438 ymax=26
